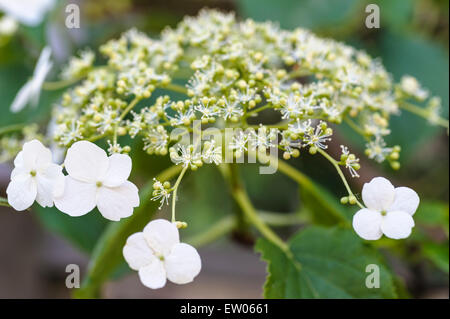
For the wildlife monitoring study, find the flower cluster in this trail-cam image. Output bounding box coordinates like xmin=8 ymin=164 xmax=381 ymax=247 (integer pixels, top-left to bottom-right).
xmin=0 ymin=124 xmax=43 ymax=163
xmin=48 ymin=9 xmax=444 ymax=180
xmin=6 ymin=139 xmax=139 ymax=221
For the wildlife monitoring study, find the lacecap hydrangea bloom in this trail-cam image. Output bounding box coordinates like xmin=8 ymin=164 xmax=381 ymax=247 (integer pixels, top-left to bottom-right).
xmin=2 ymin=10 xmax=447 ymax=292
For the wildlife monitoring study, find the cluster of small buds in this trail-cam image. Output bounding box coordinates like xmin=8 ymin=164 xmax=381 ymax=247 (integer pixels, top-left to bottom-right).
xmin=61 ymin=49 xmax=95 ymax=80
xmin=339 ymin=145 xmax=360 ymax=178
xmin=397 ymin=75 xmax=429 ymax=101
xmin=169 ymin=144 xmax=203 ymax=170
xmin=151 ymin=178 xmax=172 ymax=209
xmin=48 ymin=9 xmax=444 ymax=179
xmin=365 ymin=137 xmax=401 ymax=170
xmin=0 ymin=124 xmax=43 ymax=163
xmin=426 ymin=97 xmax=443 ymax=126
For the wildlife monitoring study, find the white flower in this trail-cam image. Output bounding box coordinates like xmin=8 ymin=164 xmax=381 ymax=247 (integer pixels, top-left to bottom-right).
xmin=54 ymin=141 xmax=140 ymax=221
xmin=400 ymin=75 xmax=428 ymax=101
xmin=6 ymin=140 xmax=64 ymax=211
xmin=353 ymin=177 xmax=419 ymax=240
xmin=123 ymin=219 xmax=202 ymax=289
xmin=0 ymin=15 xmax=18 ymax=36
xmin=0 ymin=0 xmax=55 ymax=26
xmin=10 ymin=46 xmax=52 ymax=113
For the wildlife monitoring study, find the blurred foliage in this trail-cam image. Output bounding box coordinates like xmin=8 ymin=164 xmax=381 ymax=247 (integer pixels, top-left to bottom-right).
xmin=0 ymin=0 xmax=448 ymax=298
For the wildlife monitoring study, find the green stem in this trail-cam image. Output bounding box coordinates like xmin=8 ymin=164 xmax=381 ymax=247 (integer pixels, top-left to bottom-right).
xmin=164 ymin=83 xmax=188 ymax=95
xmin=119 ymin=97 xmax=140 ymax=122
xmin=184 ymin=211 xmax=302 ymax=248
xmin=288 ymin=68 xmax=311 ymax=79
xmin=399 ymin=101 xmax=449 ymax=129
xmin=258 ymin=211 xmax=305 ymax=226
xmin=222 ymin=164 xmax=290 ymax=255
xmin=171 ymin=165 xmax=188 ymax=222
xmin=42 ymin=77 xmax=83 ymax=90
xmin=243 ymin=103 xmax=272 ymax=119
xmin=73 ymin=165 xmax=182 ymax=299
xmin=344 ymin=117 xmax=369 ymax=140
xmin=0 ymin=197 xmax=11 ymax=208
xmin=0 ymin=123 xmax=26 ymax=136
xmin=317 ymin=148 xmax=364 ymax=209
xmin=271 ymin=156 xmax=350 ymax=224
xmin=185 ymin=215 xmax=236 ymax=247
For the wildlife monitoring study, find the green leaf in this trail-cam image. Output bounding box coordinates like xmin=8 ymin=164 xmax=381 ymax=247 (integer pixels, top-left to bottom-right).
xmin=415 ymin=201 xmax=449 ymax=235
xmin=237 ymin=0 xmax=359 ymax=31
xmin=422 ymin=242 xmax=449 ymax=274
xmin=74 ymin=165 xmax=182 ymax=298
xmin=377 ymin=32 xmax=449 ymax=159
xmin=33 ymin=206 xmax=109 ymax=253
xmin=377 ymin=0 xmax=415 ymax=31
xmin=256 ymin=226 xmax=397 ymax=298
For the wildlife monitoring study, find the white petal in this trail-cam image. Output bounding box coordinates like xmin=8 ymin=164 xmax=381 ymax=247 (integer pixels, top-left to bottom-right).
xmin=165 ymin=243 xmax=201 ymax=285
xmin=352 ymin=208 xmax=383 ymax=240
xmin=123 ymin=232 xmax=154 ymax=271
xmin=97 ymin=182 xmax=139 ymax=221
xmin=54 ymin=176 xmax=97 ymax=217
xmin=0 ymin=0 xmax=56 ymax=26
xmin=6 ymin=173 xmax=37 ymax=211
xmin=10 ymin=80 xmax=33 ymax=113
xmin=389 ymin=187 xmax=420 ymax=216
xmin=362 ymin=177 xmax=395 ymax=211
xmin=143 ymin=219 xmax=179 ymax=256
xmin=22 ymin=139 xmax=52 ymax=171
xmin=13 ymin=150 xmax=24 ymax=168
xmin=102 ymin=153 xmax=132 ymax=187
xmin=138 ymin=257 xmax=167 ymax=289
xmin=64 ymin=141 xmax=109 ymax=183
xmin=381 ymin=211 xmax=415 ymax=239
xmin=35 ymin=175 xmax=54 ymax=207
xmin=30 ymin=49 xmax=52 ymax=107
xmin=34 ymin=164 xmax=64 ymax=207
xmin=34 ymin=46 xmax=52 ymax=79
xmin=11 ymin=166 xmax=27 ymax=180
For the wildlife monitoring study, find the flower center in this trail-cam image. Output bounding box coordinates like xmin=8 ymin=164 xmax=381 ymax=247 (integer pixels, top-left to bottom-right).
xmin=381 ymin=210 xmax=387 ymax=216
xmin=30 ymin=170 xmax=36 ymax=177
xmin=155 ymin=252 xmax=165 ymax=261
xmin=96 ymin=181 xmax=103 ymax=188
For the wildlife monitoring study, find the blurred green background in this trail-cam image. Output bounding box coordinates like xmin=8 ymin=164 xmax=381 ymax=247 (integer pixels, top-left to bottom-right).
xmin=0 ymin=0 xmax=448 ymax=298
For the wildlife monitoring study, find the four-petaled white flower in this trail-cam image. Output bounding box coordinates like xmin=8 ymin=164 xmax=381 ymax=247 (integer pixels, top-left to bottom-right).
xmin=10 ymin=46 xmax=53 ymax=113
xmin=7 ymin=140 xmax=64 ymax=211
xmin=123 ymin=219 xmax=202 ymax=289
xmin=353 ymin=177 xmax=419 ymax=240
xmin=54 ymin=141 xmax=140 ymax=221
